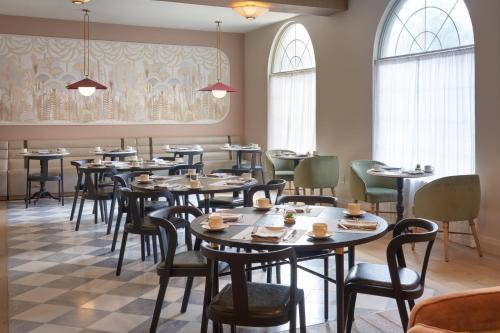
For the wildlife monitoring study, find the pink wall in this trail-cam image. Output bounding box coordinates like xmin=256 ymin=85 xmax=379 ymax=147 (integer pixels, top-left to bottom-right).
xmin=0 ymin=15 xmax=244 ymax=140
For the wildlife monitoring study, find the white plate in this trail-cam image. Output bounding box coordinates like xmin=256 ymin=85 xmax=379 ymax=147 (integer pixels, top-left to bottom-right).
xmin=253 ymin=206 xmax=272 ymax=211
xmin=202 ymin=224 xmax=229 ymax=232
xmin=306 ymin=231 xmax=333 ymax=239
xmin=343 ymin=210 xmax=366 ymax=217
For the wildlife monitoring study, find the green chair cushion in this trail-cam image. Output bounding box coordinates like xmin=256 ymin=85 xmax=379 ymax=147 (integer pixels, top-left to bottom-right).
xmin=366 ymin=187 xmax=398 ymax=203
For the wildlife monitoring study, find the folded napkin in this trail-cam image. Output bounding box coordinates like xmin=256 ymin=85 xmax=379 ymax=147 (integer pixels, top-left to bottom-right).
xmin=226 ymin=180 xmax=252 ymax=186
xmin=220 ymin=213 xmax=242 ymax=222
xmin=206 ymin=173 xmax=227 ymax=178
xmin=251 ymin=227 xmax=287 ymax=243
xmin=338 ymin=220 xmax=378 ymax=231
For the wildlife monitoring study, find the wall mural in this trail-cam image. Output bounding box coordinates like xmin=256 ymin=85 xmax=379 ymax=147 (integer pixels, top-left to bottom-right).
xmin=0 ymin=34 xmax=230 ymax=125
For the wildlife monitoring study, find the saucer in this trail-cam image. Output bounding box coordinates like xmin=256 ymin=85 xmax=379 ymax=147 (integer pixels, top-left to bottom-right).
xmin=189 ymin=186 xmax=203 ymax=190
xmin=202 ymin=224 xmax=229 ymax=232
xmin=254 ymin=206 xmax=272 ymax=211
xmin=343 ymin=210 xmax=366 ymax=217
xmin=137 ymin=179 xmax=153 ymax=184
xmin=306 ymin=231 xmax=333 ymax=239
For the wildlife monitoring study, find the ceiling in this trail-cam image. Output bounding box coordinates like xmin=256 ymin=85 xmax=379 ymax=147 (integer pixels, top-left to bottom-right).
xmin=0 ymin=0 xmax=299 ymax=33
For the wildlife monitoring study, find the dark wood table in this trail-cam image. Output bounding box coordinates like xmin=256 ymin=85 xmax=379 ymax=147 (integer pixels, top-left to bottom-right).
xmin=21 ymin=152 xmax=69 ymax=206
xmin=93 ymin=150 xmax=137 ymax=161
xmin=80 ymin=160 xmax=186 ymax=173
xmin=163 ymin=147 xmax=203 ymax=165
xmin=130 ymin=175 xmax=257 ymax=213
xmin=190 ymin=206 xmax=388 ymax=333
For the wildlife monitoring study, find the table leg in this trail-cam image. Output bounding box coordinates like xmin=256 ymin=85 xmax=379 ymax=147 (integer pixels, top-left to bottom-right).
xmin=336 ymin=247 xmax=345 ymax=333
xmin=236 ymin=152 xmax=242 ymax=169
xmin=396 ymin=177 xmax=404 ymax=223
xmin=203 ymin=193 xmax=210 ymax=214
xmin=348 ymin=246 xmax=355 ymax=269
xmin=188 ymin=154 xmax=193 ymax=165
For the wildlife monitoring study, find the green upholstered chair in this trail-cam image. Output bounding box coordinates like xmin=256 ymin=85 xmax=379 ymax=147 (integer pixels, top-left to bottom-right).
xmin=349 ymin=160 xmax=398 ymax=215
xmin=265 ymin=150 xmax=296 ymax=182
xmin=413 ymin=174 xmax=482 ymax=262
xmin=294 ymin=156 xmax=339 ymax=196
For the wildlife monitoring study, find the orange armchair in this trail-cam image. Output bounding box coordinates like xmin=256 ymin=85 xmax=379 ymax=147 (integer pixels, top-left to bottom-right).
xmin=408 ymin=287 xmax=500 ymax=333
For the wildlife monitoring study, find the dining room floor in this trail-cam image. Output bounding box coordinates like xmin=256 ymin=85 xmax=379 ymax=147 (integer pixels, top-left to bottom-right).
xmin=3 ymin=198 xmax=500 ymax=333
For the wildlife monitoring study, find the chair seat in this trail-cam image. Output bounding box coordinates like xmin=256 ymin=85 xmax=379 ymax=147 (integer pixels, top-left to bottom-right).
xmin=28 ymin=173 xmax=61 ymax=181
xmin=206 ymin=196 xmax=244 ymax=208
xmin=346 ymin=263 xmax=421 ymax=290
xmin=366 ymin=187 xmax=398 ymax=203
xmin=157 ymin=251 xmax=207 ymax=271
xmin=208 ymin=282 xmax=301 ymax=318
xmin=124 ymin=217 xmax=158 ymax=235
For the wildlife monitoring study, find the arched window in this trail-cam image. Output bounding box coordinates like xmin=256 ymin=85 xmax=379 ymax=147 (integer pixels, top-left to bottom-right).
xmin=374 ymin=0 xmax=475 ymax=177
xmin=268 ymin=23 xmax=316 ymax=154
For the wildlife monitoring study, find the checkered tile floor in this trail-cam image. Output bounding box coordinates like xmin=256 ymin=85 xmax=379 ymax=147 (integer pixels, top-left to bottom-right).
xmin=7 ymin=198 xmax=421 ymax=332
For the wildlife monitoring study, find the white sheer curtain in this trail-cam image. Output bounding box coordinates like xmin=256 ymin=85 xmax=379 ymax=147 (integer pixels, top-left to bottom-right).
xmin=268 ymin=70 xmax=316 ymax=154
xmin=374 ymin=48 xmax=475 ymax=216
xmin=374 ymin=48 xmax=475 ymax=177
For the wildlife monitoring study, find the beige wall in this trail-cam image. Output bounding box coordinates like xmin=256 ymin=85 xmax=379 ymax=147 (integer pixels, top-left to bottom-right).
xmin=0 ymin=15 xmax=244 ymax=140
xmin=244 ymin=0 xmax=500 ymax=253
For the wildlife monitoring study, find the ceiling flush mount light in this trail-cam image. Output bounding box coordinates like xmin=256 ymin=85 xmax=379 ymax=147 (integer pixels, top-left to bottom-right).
xmin=66 ymin=9 xmax=106 ymax=96
xmin=71 ymin=0 xmax=91 ymax=4
xmin=199 ymin=21 xmax=236 ymax=99
xmin=232 ymin=2 xmax=269 ymax=20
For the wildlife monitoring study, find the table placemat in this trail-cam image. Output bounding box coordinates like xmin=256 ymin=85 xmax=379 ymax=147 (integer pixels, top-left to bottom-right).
xmin=266 ymin=205 xmax=324 ymax=217
xmin=200 ymin=214 xmax=262 ymax=226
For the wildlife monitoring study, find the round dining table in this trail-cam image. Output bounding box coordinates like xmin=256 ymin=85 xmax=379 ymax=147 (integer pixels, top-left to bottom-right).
xmin=273 ymin=153 xmax=310 ymax=167
xmin=220 ymin=145 xmax=262 ymax=169
xmin=190 ymin=206 xmax=388 ymax=333
xmin=130 ymin=175 xmax=257 ymax=213
xmin=93 ymin=149 xmax=137 ymax=161
xmin=80 ymin=160 xmax=185 ymax=173
xmin=367 ymin=168 xmax=432 ymax=223
xmin=163 ymin=147 xmax=203 ymax=165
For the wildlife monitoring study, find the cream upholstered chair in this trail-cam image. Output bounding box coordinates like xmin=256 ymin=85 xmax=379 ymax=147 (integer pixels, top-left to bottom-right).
xmin=413 ymin=174 xmax=482 ymax=262
xmin=349 ymin=160 xmax=397 ymax=215
xmin=294 ymin=156 xmax=339 ymax=195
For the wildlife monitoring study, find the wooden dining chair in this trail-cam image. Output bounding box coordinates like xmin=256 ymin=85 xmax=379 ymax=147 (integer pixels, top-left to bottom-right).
xmin=115 ymin=188 xmax=175 ymax=275
xmin=244 ymin=179 xmax=286 ymax=207
xmin=148 ymin=206 xmax=210 ymax=333
xmin=69 ymin=159 xmax=94 ymax=221
xmin=275 ymin=194 xmax=337 ymax=320
xmin=344 ymin=218 xmax=438 ymax=332
xmin=201 ymin=245 xmax=306 ymax=333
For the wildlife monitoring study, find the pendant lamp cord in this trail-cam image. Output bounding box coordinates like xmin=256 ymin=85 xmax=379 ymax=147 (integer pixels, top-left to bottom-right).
xmin=215 ymin=21 xmax=221 ymax=82
xmin=83 ymin=9 xmax=90 ymax=78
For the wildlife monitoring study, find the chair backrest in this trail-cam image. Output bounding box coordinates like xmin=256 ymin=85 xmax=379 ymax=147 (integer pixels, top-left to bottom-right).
xmin=169 ymin=162 xmax=204 ymax=175
xmin=276 ymin=195 xmax=337 ymax=207
xmin=119 ymin=188 xmax=175 ymax=229
xmin=265 ymin=150 xmax=296 ymax=174
xmin=349 ymin=160 xmax=397 ymax=201
xmin=71 ymin=159 xmax=94 ymax=187
xmin=413 ymin=175 xmax=480 ymax=221
xmin=294 ymin=156 xmax=339 ymax=189
xmin=201 ymin=245 xmax=298 ymax=322
xmin=149 ymin=205 xmax=203 ymax=265
xmin=245 ymin=179 xmax=286 ymax=207
xmin=387 ymin=218 xmax=438 ymax=292
xmin=81 ymin=166 xmax=116 ymax=196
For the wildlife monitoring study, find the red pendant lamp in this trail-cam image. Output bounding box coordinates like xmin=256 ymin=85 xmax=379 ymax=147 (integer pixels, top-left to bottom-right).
xmin=66 ymin=9 xmax=107 ymax=96
xmin=199 ymin=21 xmax=236 ymax=99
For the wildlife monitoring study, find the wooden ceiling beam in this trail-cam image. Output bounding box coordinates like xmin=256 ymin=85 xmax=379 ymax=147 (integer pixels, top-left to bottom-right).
xmin=160 ymin=0 xmax=348 ymax=16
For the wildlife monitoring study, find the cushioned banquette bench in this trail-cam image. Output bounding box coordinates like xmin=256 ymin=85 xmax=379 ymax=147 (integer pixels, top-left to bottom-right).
xmin=1 ymin=135 xmax=241 ymax=200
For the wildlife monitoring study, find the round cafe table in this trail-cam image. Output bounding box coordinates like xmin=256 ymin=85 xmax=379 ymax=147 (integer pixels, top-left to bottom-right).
xmin=80 ymin=160 xmax=186 ymax=173
xmin=190 ymin=206 xmax=388 ymax=333
xmin=93 ymin=149 xmax=137 ymax=161
xmin=220 ymin=145 xmax=262 ymax=169
xmin=367 ymin=168 xmax=432 ymax=223
xmin=163 ymin=147 xmax=203 ymax=165
xmin=273 ymin=153 xmax=309 ymax=167
xmin=130 ymin=175 xmax=257 ymax=213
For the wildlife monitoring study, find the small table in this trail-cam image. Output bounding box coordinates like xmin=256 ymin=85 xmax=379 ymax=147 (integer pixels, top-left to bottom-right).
xmin=21 ymin=151 xmax=70 ymax=206
xmin=190 ymin=206 xmax=388 ymax=333
xmin=81 ymin=160 xmax=186 ymax=173
xmin=93 ymin=150 xmax=137 ymax=161
xmin=367 ymin=168 xmax=432 ymax=222
xmin=221 ymin=146 xmax=265 ymax=182
xmin=273 ymin=153 xmax=309 ymax=167
xmin=163 ymin=148 xmax=203 ymax=165
xmin=130 ymin=175 xmax=257 ymax=213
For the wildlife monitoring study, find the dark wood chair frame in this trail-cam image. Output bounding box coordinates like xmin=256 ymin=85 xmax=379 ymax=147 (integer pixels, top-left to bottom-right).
xmin=201 ymin=245 xmax=306 ymax=333
xmin=345 ymin=218 xmax=438 ymax=333
xmin=69 ymin=159 xmax=94 ymax=221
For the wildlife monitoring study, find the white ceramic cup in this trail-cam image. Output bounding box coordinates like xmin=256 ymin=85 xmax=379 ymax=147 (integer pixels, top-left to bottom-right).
xmin=373 ymin=164 xmax=382 ymax=171
xmin=95 ymin=159 xmax=102 ymax=165
xmin=208 ymin=214 xmax=223 ymax=229
xmin=312 ymin=222 xmax=328 ymax=237
xmin=126 ymin=146 xmax=134 ymax=151
xmin=424 ymin=165 xmax=433 ymax=172
xmin=223 ymin=143 xmax=230 ymax=148
xmin=242 ymin=173 xmax=252 ymax=181
xmin=138 ymin=174 xmax=149 ymax=181
xmin=257 ymin=197 xmax=271 ymax=208
xmin=347 ymin=203 xmax=362 ymax=215
xmin=22 ymin=148 xmax=28 ymax=153
xmin=95 ymin=146 xmax=102 ymax=152
xmin=190 ymin=179 xmax=201 ymax=189
xmin=164 ymin=145 xmax=170 ymax=150
xmin=250 ymin=143 xmax=259 ymax=148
